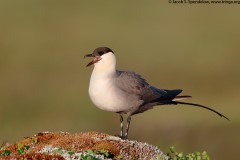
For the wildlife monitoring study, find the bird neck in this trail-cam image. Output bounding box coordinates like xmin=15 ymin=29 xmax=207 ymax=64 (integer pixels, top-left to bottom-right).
xmin=93 ymin=64 xmax=116 ymax=77
xmin=93 ymin=53 xmax=116 ymax=75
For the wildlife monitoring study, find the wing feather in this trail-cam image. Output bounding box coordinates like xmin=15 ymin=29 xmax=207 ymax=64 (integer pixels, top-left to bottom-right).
xmin=114 ymin=71 xmax=164 ymax=102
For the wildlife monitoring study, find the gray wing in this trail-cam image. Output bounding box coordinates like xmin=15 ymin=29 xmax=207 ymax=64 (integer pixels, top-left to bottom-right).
xmin=114 ymin=70 xmax=183 ymax=114
xmin=114 ymin=70 xmax=167 ymax=103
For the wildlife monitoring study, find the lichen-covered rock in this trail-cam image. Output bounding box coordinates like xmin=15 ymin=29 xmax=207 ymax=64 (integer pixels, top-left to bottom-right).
xmin=0 ymin=132 xmax=168 ymax=160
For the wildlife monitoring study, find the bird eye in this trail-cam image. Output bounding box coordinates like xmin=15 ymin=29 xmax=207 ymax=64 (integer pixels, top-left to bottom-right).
xmin=98 ymin=51 xmax=104 ymax=55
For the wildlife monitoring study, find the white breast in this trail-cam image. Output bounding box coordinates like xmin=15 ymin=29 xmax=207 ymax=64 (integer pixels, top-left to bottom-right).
xmin=88 ymin=71 xmax=131 ymax=113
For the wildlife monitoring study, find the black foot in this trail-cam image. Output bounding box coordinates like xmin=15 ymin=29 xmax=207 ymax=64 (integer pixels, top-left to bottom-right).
xmin=114 ymin=134 xmax=128 ymax=140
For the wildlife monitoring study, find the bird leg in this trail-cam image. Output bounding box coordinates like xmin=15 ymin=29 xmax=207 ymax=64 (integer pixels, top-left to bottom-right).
xmin=120 ymin=114 xmax=124 ymax=137
xmin=125 ymin=116 xmax=131 ymax=139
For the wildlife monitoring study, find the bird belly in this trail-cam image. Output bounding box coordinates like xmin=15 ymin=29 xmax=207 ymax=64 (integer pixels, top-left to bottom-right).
xmin=89 ymin=77 xmax=132 ymax=113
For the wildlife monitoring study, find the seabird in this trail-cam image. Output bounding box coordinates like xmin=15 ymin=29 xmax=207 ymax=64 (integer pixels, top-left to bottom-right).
xmin=84 ymin=47 xmax=229 ymax=139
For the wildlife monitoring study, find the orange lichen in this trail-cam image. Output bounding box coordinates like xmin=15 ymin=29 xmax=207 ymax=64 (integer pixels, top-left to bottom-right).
xmin=0 ymin=132 xmax=166 ymax=160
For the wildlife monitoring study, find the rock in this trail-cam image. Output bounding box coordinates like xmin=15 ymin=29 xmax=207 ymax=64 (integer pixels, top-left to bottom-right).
xmin=0 ymin=132 xmax=168 ymax=160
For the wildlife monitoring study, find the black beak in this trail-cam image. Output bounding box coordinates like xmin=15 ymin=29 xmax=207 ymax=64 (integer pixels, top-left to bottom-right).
xmin=84 ymin=53 xmax=101 ymax=67
xmin=84 ymin=53 xmax=94 ymax=58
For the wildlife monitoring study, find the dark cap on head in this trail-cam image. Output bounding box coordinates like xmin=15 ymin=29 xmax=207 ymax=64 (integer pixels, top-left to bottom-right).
xmin=93 ymin=47 xmax=114 ymax=56
xmin=84 ymin=47 xmax=114 ymax=67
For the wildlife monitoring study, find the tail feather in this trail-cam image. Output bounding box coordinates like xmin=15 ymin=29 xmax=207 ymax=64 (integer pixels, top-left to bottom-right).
xmin=152 ymin=88 xmax=229 ymax=120
xmin=170 ymin=101 xmax=229 ymax=120
xmin=173 ymin=95 xmax=192 ymax=101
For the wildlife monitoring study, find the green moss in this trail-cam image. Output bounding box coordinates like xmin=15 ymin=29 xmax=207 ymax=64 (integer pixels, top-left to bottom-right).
xmin=80 ymin=149 xmax=114 ymax=160
xmin=0 ymin=150 xmax=11 ymax=156
xmin=161 ymin=146 xmax=210 ymax=160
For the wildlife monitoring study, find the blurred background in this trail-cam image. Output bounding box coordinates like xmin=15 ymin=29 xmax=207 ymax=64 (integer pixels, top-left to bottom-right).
xmin=0 ymin=0 xmax=239 ymax=159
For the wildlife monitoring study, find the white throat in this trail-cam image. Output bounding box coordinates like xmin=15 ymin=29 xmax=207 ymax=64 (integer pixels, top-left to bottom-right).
xmin=88 ymin=52 xmax=130 ymax=112
xmin=93 ymin=52 xmax=116 ymax=74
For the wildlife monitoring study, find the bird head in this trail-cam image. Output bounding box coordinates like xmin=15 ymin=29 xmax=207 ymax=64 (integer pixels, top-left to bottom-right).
xmin=84 ymin=47 xmax=116 ymax=70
